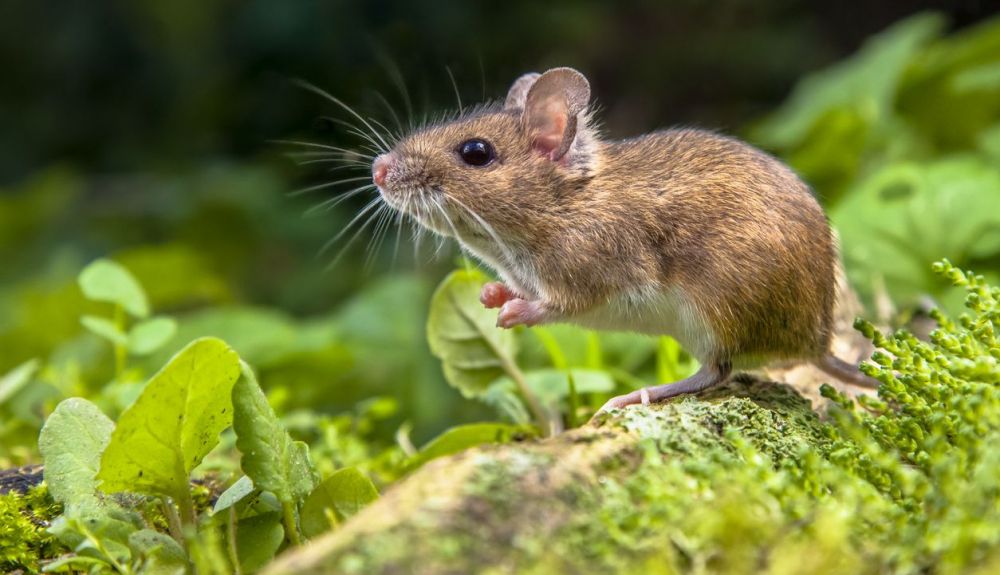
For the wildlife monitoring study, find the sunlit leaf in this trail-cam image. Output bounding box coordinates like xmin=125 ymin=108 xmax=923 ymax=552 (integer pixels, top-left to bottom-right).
xmin=78 ymin=258 xmax=150 ymax=318
xmin=39 ymin=397 xmax=115 ymax=507
xmin=403 ymin=422 xmax=532 ymax=472
xmin=232 ymin=361 xmax=317 ymax=505
xmin=300 ymin=467 xmax=379 ymax=538
xmin=427 ymin=269 xmax=518 ymax=397
xmin=234 ymin=512 xmax=284 ymax=573
xmin=128 ymin=529 xmax=187 ymax=575
xmin=213 ymin=475 xmax=255 ymax=515
xmin=128 ymin=317 xmax=178 ymax=355
xmin=97 ymin=338 xmax=241 ymax=500
xmin=80 ymin=315 xmax=128 ymax=346
xmin=0 ymin=358 xmax=39 ymax=406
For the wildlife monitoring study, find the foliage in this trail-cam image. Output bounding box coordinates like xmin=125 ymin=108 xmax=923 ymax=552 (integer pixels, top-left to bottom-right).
xmin=281 ymin=260 xmax=997 ymax=575
xmin=12 ymin=260 xmax=390 ymax=573
xmin=1 ymin=9 xmax=998 ymax=575
xmin=752 ymin=13 xmax=1000 ymax=307
xmin=0 ymin=485 xmax=62 ymax=573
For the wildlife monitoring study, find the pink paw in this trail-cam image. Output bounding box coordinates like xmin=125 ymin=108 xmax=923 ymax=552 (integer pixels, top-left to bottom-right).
xmin=480 ymin=282 xmax=517 ymax=309
xmin=496 ymin=298 xmax=546 ymax=329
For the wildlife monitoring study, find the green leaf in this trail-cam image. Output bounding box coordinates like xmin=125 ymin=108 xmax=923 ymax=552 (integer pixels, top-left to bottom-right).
xmin=403 ymin=423 xmax=531 ymax=472
xmin=128 ymin=316 xmax=178 ymax=355
xmin=213 ymin=475 xmax=255 ymax=515
xmin=234 ymin=512 xmax=284 ymax=573
xmin=38 ymin=398 xmax=115 ymax=508
xmin=128 ymin=529 xmax=188 ymax=575
xmin=78 ymin=258 xmax=150 ymax=318
xmin=232 ymin=361 xmax=317 ymax=505
xmin=0 ymin=358 xmax=39 ymax=406
xmin=300 ymin=468 xmax=379 ymax=538
xmin=490 ymin=369 xmax=616 ymax=407
xmin=97 ymin=337 xmax=241 ymax=500
xmin=80 ymin=315 xmax=128 ymax=346
xmin=427 ymin=269 xmax=518 ymax=398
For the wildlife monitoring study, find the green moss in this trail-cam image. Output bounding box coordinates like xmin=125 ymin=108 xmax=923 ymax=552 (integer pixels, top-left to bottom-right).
xmin=270 ymin=261 xmax=1000 ymax=575
xmin=0 ymin=484 xmax=65 ymax=573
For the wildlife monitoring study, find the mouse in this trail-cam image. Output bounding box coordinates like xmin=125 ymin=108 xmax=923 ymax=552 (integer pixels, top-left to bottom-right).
xmin=369 ymin=66 xmax=878 ymax=411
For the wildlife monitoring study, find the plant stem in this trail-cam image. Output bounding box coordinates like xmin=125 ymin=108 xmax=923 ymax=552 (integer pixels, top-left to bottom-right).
xmin=282 ymin=501 xmax=302 ymax=546
xmin=163 ymin=499 xmax=185 ymax=546
xmin=227 ymin=508 xmax=243 ymax=575
xmin=113 ymin=304 xmax=127 ymax=378
xmin=177 ymin=488 xmax=196 ymax=531
xmin=566 ymin=371 xmax=580 ymax=428
xmin=504 ymin=359 xmax=552 ymax=436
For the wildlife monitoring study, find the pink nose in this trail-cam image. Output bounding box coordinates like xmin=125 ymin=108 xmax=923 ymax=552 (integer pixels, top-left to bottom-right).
xmin=372 ymin=154 xmax=392 ymax=187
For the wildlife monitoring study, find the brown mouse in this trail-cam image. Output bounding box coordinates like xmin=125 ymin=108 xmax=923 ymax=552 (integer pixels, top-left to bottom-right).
xmin=370 ymin=66 xmax=877 ymax=411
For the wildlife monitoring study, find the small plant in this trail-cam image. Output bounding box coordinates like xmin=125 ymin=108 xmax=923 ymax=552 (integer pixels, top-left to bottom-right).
xmin=27 ymin=259 xmax=383 ymax=573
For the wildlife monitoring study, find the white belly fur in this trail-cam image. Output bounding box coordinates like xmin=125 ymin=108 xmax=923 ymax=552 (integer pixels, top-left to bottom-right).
xmin=568 ymin=285 xmax=718 ymax=363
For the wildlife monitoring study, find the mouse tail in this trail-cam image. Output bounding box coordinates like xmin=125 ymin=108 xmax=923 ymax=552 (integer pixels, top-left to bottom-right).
xmin=814 ymin=354 xmax=880 ymax=389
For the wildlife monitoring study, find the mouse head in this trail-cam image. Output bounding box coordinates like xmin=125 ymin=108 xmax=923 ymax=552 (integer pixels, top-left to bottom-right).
xmin=372 ymin=67 xmax=597 ymax=249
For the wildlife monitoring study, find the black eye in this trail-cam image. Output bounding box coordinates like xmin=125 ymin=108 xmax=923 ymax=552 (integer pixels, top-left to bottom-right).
xmin=457 ymin=139 xmax=495 ymax=167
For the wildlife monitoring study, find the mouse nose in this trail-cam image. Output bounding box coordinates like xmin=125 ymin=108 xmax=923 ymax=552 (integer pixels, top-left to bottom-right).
xmin=372 ymin=154 xmax=393 ymax=187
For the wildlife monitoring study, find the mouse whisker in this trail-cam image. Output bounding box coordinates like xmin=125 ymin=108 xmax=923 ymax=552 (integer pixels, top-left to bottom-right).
xmin=445 ymin=65 xmax=464 ymax=116
xmin=447 ymin=196 xmax=518 ymax=266
xmin=290 ymin=176 xmax=373 ymax=198
xmin=304 ymin=184 xmax=376 ymax=216
xmin=319 ymin=195 xmax=385 ymax=269
xmin=390 ymin=208 xmax=405 ymax=267
xmin=272 ymin=139 xmax=372 ymax=158
xmin=363 ymin=202 xmax=393 ymax=271
xmin=366 ymin=115 xmax=400 ymax=147
xmin=372 ymin=49 xmax=415 ymax=131
xmin=372 ymin=90 xmax=405 ymax=138
xmin=293 ymin=79 xmax=392 ymax=151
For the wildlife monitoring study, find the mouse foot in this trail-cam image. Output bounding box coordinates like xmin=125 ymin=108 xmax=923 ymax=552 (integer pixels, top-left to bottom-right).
xmin=597 ymin=363 xmax=731 ymax=412
xmin=496 ymin=298 xmax=548 ymax=329
xmin=480 ymin=282 xmax=517 ymax=309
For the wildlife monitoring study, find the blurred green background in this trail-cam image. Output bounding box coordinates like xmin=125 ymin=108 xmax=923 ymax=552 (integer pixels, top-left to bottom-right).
xmin=1 ymin=1 xmax=998 ymax=465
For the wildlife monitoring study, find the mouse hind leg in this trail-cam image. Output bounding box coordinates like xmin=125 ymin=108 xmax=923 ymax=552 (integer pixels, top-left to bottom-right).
xmin=598 ymin=362 xmax=732 ymax=412
xmin=815 ymin=354 xmax=880 ymax=388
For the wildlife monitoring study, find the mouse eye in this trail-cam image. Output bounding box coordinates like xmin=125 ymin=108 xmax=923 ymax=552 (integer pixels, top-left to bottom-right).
xmin=457 ymin=139 xmax=495 ymax=167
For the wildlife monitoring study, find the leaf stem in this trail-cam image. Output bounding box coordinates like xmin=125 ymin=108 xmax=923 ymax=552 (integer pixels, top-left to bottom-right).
xmin=112 ymin=304 xmax=127 ymax=378
xmin=503 ymin=358 xmax=552 ymax=436
xmin=227 ymin=507 xmax=243 ymax=575
xmin=282 ymin=501 xmax=303 ymax=546
xmin=176 ymin=488 xmax=197 ymax=532
xmin=163 ymin=499 xmax=185 ymax=546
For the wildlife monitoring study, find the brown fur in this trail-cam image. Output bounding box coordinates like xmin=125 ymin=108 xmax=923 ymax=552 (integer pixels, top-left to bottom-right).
xmin=376 ymin=69 xmax=838 ymax=372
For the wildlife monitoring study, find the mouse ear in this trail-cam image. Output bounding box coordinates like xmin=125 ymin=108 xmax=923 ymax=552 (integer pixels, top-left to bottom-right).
xmin=505 ymin=72 xmax=541 ymax=110
xmin=523 ymin=68 xmax=591 ymax=161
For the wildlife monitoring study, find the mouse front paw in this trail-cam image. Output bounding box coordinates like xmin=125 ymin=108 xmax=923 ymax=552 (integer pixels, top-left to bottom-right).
xmin=496 ymin=298 xmax=549 ymax=329
xmin=480 ymin=282 xmax=518 ymax=309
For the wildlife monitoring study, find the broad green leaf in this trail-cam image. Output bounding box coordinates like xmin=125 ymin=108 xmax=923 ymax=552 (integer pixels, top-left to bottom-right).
xmin=97 ymin=338 xmax=241 ymax=499
xmin=300 ymin=468 xmax=379 ymax=538
xmin=213 ymin=475 xmax=255 ymax=515
xmin=232 ymin=361 xmax=317 ymax=504
xmin=427 ymin=269 xmax=518 ymax=397
xmin=128 ymin=316 xmax=178 ymax=355
xmin=39 ymin=397 xmax=115 ymax=507
xmin=49 ymin=512 xmax=138 ymax=569
xmin=403 ymin=422 xmax=532 ymax=472
xmin=234 ymin=512 xmax=284 ymax=573
xmin=81 ymin=315 xmax=128 ymax=346
xmin=128 ymin=529 xmax=188 ymax=575
xmin=78 ymin=258 xmax=150 ymax=318
xmin=0 ymin=358 xmax=39 ymax=406
xmin=832 ymin=156 xmax=1000 ymax=308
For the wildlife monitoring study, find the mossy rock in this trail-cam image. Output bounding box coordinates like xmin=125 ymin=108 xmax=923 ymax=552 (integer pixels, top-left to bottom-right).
xmin=266 ymin=380 xmax=865 ymax=575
